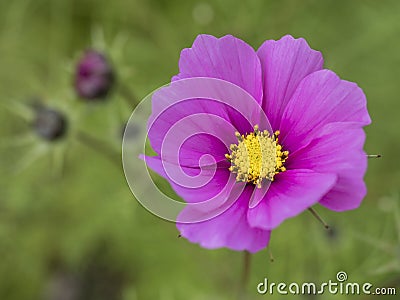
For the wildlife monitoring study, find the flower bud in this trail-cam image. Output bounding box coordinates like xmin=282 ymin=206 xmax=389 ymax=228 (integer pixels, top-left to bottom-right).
xmin=74 ymin=50 xmax=115 ymax=100
xmin=33 ymin=107 xmax=67 ymax=141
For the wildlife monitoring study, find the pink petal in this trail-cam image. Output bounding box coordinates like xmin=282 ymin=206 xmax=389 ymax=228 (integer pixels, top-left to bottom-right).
xmin=248 ymin=182 xmax=271 ymax=208
xmin=247 ymin=169 xmax=337 ymax=230
xmin=148 ymin=77 xmax=274 ymax=166
xmin=142 ymin=155 xmax=232 ymax=204
xmin=279 ymin=69 xmax=371 ymax=152
xmin=177 ymin=186 xmax=271 ymax=253
xmin=173 ymin=34 xmax=263 ymax=103
xmin=319 ymin=176 xmax=366 ymax=211
xmin=148 ymin=98 xmax=245 ymax=168
xmin=257 ymin=35 xmax=324 ymax=129
xmin=288 ymin=123 xmax=367 ymax=211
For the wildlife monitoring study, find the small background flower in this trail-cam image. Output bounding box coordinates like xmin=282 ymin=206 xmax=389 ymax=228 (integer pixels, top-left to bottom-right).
xmin=0 ymin=0 xmax=400 ymax=299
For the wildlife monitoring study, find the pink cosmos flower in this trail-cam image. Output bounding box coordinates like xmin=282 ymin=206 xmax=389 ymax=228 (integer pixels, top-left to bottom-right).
xmin=143 ymin=35 xmax=371 ymax=253
xmin=75 ymin=50 xmax=115 ymax=100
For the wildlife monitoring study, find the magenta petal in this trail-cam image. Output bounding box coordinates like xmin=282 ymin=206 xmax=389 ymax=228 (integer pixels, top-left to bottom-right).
xmin=257 ymin=35 xmax=324 ymax=129
xmin=319 ymin=176 xmax=366 ymax=211
xmin=177 ymin=186 xmax=271 ymax=253
xmin=173 ymin=34 xmax=263 ymax=103
xmin=288 ymin=123 xmax=367 ymax=211
xmin=149 ymin=78 xmax=267 ymax=132
xmin=249 ymin=183 xmax=271 ymax=208
xmin=279 ymin=69 xmax=371 ymax=152
xmin=148 ymin=99 xmax=244 ymax=167
xmin=142 ymin=155 xmax=232 ymax=204
xmin=177 ymin=133 xmax=230 ymax=168
xmin=147 ymin=78 xmax=273 ymax=163
xmin=247 ymin=169 xmax=337 ymax=230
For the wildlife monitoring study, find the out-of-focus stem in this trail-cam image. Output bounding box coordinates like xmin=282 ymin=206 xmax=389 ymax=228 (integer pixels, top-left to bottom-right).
xmin=118 ymin=82 xmax=138 ymax=108
xmin=268 ymin=249 xmax=275 ymax=262
xmin=308 ymin=207 xmax=330 ymax=230
xmin=238 ymin=251 xmax=251 ymax=300
xmin=76 ymin=131 xmax=120 ymax=167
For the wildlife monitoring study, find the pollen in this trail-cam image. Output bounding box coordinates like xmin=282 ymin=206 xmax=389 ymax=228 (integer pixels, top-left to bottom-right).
xmin=225 ymin=125 xmax=289 ymax=188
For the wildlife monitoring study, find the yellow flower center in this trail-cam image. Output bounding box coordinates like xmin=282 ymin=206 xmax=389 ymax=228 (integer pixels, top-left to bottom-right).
xmin=225 ymin=125 xmax=289 ymax=188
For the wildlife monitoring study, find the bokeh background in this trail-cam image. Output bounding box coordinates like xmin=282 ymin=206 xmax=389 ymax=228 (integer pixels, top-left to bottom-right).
xmin=1 ymin=0 xmax=400 ymax=299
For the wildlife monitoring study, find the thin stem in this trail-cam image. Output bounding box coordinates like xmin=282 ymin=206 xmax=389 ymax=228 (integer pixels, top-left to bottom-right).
xmin=76 ymin=131 xmax=120 ymax=167
xmin=308 ymin=207 xmax=330 ymax=230
xmin=238 ymin=251 xmax=251 ymax=300
xmin=118 ymin=82 xmax=138 ymax=108
xmin=268 ymin=249 xmax=275 ymax=262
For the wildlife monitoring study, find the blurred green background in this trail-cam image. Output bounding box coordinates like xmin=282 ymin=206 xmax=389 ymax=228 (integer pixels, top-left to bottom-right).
xmin=1 ymin=0 xmax=400 ymax=299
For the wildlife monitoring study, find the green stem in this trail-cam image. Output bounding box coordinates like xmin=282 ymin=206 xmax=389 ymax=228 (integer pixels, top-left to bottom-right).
xmin=308 ymin=207 xmax=330 ymax=230
xmin=238 ymin=251 xmax=251 ymax=300
xmin=118 ymin=82 xmax=138 ymax=108
xmin=76 ymin=131 xmax=120 ymax=167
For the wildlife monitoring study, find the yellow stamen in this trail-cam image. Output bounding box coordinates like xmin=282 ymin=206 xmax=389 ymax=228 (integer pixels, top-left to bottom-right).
xmin=225 ymin=125 xmax=289 ymax=187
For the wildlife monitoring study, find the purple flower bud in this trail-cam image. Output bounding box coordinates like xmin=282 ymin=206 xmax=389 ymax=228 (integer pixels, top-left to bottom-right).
xmin=74 ymin=50 xmax=115 ymax=100
xmin=33 ymin=107 xmax=67 ymax=141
